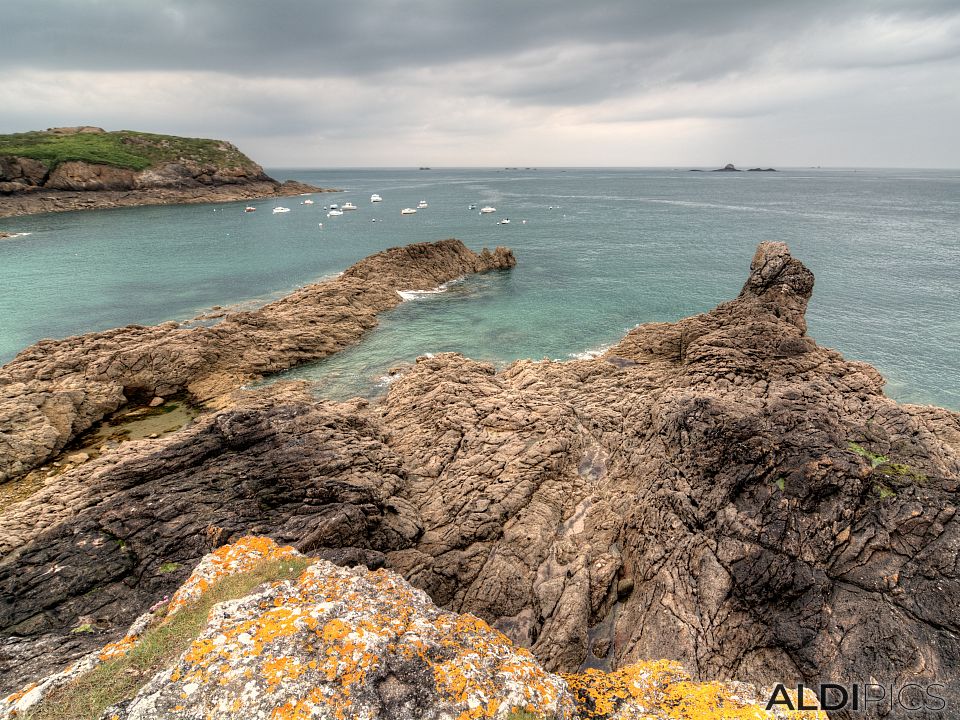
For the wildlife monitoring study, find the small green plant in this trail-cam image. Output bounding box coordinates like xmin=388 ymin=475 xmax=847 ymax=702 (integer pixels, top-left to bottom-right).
xmin=848 ymin=441 xmax=927 ymax=491
xmin=157 ymin=562 xmax=180 ymax=574
xmin=875 ymin=484 xmax=897 ymax=500
xmin=70 ymin=623 xmax=95 ymax=635
xmin=23 ymin=556 xmax=314 ymax=720
xmin=774 ymin=477 xmax=785 ymax=492
xmin=848 ymin=442 xmax=888 ymax=468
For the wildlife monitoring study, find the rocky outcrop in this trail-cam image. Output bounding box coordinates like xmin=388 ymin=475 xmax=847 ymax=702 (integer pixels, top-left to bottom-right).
xmin=0 ymin=239 xmax=516 ymax=483
xmin=0 ymin=128 xmax=331 ymax=216
xmin=2 ymin=538 xmax=819 ymax=720
xmin=373 ymin=243 xmax=960 ymax=712
xmin=1 ymin=241 xmax=957 ymax=716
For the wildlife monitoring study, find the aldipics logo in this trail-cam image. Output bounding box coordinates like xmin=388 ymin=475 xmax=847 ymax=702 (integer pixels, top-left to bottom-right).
xmin=765 ymin=682 xmax=947 ymax=714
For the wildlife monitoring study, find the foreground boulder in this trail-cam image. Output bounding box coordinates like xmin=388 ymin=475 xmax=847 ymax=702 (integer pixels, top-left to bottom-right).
xmin=1 ymin=538 xmax=821 ymax=720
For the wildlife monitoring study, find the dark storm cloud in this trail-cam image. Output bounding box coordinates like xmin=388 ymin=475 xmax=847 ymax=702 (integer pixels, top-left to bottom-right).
xmin=5 ymin=0 xmax=959 ymax=83
xmin=3 ymin=1 xmax=959 ymax=166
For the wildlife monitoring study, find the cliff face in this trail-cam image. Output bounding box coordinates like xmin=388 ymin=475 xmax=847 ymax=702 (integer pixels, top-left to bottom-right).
xmin=0 ymin=127 xmax=324 ymax=216
xmin=0 ymin=241 xmax=957 ymax=716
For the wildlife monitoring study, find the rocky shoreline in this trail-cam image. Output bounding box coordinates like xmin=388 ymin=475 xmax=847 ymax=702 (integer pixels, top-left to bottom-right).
xmin=1 ymin=240 xmax=958 ymax=716
xmin=0 ymin=239 xmax=515 ymax=483
xmin=0 ymin=179 xmax=330 ymax=218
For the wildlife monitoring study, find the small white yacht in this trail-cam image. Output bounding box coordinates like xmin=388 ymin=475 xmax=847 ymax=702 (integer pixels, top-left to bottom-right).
xmin=479 ymin=206 xmax=496 ymax=214
xmin=342 ymin=202 xmax=358 ymax=211
xmin=303 ymin=199 xmax=314 ymax=205
xmin=329 ymin=203 xmax=339 ymax=210
xmin=370 ymin=193 xmax=383 ymax=203
xmin=417 ymin=200 xmax=428 ymax=209
xmin=498 ymin=218 xmax=511 ymax=225
xmin=327 ymin=209 xmax=344 ymax=217
xmin=400 ymin=208 xmax=417 ymax=215
xmin=244 ymin=206 xmax=257 ymax=212
xmin=272 ymin=207 xmax=291 ymax=214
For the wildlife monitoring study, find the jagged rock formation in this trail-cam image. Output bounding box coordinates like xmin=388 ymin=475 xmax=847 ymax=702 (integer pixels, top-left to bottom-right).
xmin=0 ymin=242 xmax=957 ymax=717
xmin=0 ymin=128 xmax=327 ymax=217
xmin=0 ymin=239 xmax=516 ymax=483
xmin=2 ymin=538 xmax=820 ymax=719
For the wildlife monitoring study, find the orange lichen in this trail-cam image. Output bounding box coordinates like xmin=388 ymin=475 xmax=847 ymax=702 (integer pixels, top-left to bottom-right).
xmin=98 ymin=633 xmax=139 ymax=660
xmin=3 ymin=681 xmax=38 ymax=704
xmin=561 ymin=660 xmax=824 ymax=719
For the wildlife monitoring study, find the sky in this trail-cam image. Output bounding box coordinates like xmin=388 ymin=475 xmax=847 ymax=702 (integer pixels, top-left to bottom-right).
xmin=3 ymin=1 xmax=959 ymax=168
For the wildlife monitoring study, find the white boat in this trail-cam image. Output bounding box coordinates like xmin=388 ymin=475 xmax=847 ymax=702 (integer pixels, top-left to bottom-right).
xmin=329 ymin=203 xmax=339 ymax=210
xmin=303 ymin=199 xmax=314 ymax=205
xmin=370 ymin=193 xmax=382 ymax=203
xmin=327 ymin=209 xmax=344 ymax=217
xmin=400 ymin=208 xmax=417 ymax=215
xmin=244 ymin=206 xmax=256 ymax=212
xmin=498 ymin=218 xmax=511 ymax=225
xmin=417 ymin=200 xmax=428 ymax=209
xmin=468 ymin=204 xmax=476 ymax=210
xmin=342 ymin=202 xmax=358 ymax=211
xmin=479 ymin=206 xmax=496 ymax=214
xmin=272 ymin=207 xmax=291 ymax=214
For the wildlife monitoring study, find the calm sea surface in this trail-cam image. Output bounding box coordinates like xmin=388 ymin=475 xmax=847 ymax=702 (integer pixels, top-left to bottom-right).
xmin=1 ymin=168 xmax=957 ymax=409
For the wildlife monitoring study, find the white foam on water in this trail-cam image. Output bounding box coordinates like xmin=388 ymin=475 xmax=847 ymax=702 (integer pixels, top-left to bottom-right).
xmin=397 ymin=276 xmax=465 ymax=301
xmin=567 ymin=343 xmax=613 ymax=361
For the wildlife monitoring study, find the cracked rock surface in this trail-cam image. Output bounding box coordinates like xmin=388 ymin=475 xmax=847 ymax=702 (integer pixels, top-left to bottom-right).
xmin=1 ymin=241 xmax=957 ymax=715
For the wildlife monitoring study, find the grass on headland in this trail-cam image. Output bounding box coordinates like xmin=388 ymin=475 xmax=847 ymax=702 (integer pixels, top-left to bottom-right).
xmin=0 ymin=130 xmax=261 ymax=172
xmin=23 ymin=556 xmax=315 ymax=720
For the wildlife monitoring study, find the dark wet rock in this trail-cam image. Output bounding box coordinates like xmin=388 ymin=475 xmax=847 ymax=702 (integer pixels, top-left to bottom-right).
xmin=0 ymin=387 xmax=422 ymax=689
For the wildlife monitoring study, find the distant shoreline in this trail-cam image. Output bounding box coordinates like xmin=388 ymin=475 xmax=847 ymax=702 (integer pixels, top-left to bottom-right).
xmin=0 ymin=180 xmax=336 ymax=219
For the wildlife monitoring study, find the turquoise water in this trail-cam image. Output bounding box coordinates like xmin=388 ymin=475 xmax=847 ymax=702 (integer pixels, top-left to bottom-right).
xmin=1 ymin=168 xmax=957 ymax=409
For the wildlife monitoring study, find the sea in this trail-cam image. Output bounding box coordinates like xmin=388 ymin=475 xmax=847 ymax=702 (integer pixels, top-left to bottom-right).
xmin=0 ymin=168 xmax=957 ymax=410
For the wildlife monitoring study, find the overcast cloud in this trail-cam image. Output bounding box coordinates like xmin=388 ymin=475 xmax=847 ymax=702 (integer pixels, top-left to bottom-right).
xmin=3 ymin=0 xmax=959 ymax=167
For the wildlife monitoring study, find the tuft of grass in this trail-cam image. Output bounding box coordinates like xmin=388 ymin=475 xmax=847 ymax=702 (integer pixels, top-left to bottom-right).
xmin=848 ymin=441 xmax=927 ymax=495
xmin=0 ymin=130 xmax=261 ymax=172
xmin=875 ymin=484 xmax=897 ymax=500
xmin=23 ymin=556 xmax=314 ymax=720
xmin=848 ymin=442 xmax=888 ymax=468
xmin=157 ymin=562 xmax=180 ymax=574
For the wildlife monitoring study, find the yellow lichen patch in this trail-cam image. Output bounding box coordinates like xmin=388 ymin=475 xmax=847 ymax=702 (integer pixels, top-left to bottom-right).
xmin=261 ymin=655 xmax=307 ymax=689
xmin=3 ymin=681 xmax=38 ymax=704
xmin=561 ymin=660 xmax=824 ymax=719
xmin=98 ymin=633 xmax=140 ymax=661
xmin=166 ymin=536 xmax=300 ymax=617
